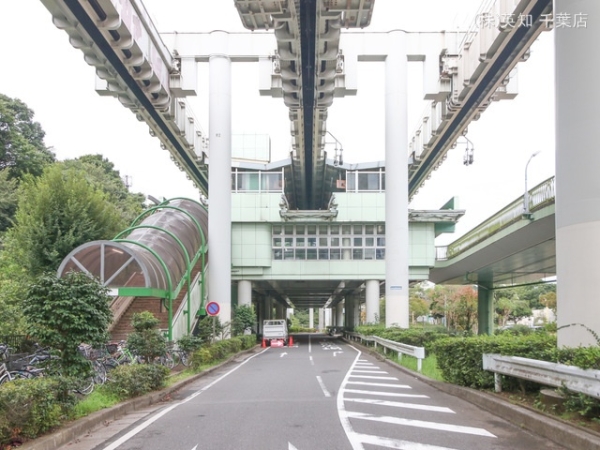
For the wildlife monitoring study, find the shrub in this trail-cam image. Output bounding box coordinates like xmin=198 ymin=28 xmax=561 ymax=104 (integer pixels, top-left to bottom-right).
xmin=104 ymin=364 xmax=170 ymax=399
xmin=190 ymin=348 xmax=213 ymax=369
xmin=432 ymin=333 xmax=556 ymax=389
xmin=240 ymin=335 xmax=257 ymax=349
xmin=127 ymin=311 xmax=167 ymax=363
xmin=0 ymin=377 xmax=76 ymax=445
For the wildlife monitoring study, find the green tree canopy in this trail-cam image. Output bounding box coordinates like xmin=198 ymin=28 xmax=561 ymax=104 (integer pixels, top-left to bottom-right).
xmin=0 ymin=169 xmax=18 ymax=232
xmin=9 ymin=164 xmax=124 ymax=275
xmin=62 ymin=154 xmax=145 ymax=225
xmin=0 ymin=94 xmax=55 ymax=180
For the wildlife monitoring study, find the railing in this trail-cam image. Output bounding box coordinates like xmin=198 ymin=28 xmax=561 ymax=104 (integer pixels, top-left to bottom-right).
xmin=439 ymin=176 xmax=555 ymax=260
xmin=483 ymin=353 xmax=600 ymax=398
xmin=344 ymin=332 xmax=425 ymax=372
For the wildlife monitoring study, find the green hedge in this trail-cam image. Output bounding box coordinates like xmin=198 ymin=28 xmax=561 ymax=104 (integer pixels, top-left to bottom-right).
xmin=432 ymin=334 xmax=557 ymax=389
xmin=0 ymin=377 xmax=77 ymax=445
xmin=355 ymin=326 xmax=455 ymax=352
xmin=104 ymin=364 xmax=170 ymax=399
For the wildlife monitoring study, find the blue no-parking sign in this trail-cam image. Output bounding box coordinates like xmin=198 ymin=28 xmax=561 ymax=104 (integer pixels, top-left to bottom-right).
xmin=206 ymin=301 xmax=220 ymax=316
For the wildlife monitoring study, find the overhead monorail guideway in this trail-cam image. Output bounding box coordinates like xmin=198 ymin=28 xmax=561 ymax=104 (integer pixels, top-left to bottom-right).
xmin=39 ymin=0 xmax=552 ymax=212
xmin=38 ymin=0 xmax=554 ymax=329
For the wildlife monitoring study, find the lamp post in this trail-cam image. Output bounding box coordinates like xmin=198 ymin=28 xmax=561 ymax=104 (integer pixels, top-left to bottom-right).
xmin=523 ymin=151 xmax=540 ymax=219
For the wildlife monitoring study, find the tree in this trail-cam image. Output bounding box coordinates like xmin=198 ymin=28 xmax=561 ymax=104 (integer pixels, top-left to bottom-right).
xmin=0 ymin=169 xmax=17 ymax=233
xmin=22 ymin=271 xmax=112 ymax=377
xmin=126 ymin=311 xmax=167 ymax=363
xmin=62 ymin=154 xmax=145 ymax=225
xmin=231 ymin=304 xmax=257 ymax=336
xmin=8 ymin=164 xmax=124 ymax=275
xmin=0 ymin=94 xmax=55 ymax=180
xmin=409 ymin=297 xmax=429 ymax=323
xmin=449 ymin=286 xmax=478 ymax=332
xmin=539 ymin=291 xmax=557 ymax=312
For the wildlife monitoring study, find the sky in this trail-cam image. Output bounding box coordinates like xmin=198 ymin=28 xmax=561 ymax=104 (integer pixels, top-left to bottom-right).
xmin=0 ymin=0 xmax=555 ymax=245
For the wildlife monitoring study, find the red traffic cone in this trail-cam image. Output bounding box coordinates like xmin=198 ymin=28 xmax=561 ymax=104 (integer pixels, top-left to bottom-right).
xmin=261 ymin=338 xmax=267 ymax=348
xmin=288 ymin=335 xmax=294 ymax=346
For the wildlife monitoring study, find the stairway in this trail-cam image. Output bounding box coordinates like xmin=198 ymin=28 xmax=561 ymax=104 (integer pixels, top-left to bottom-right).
xmin=109 ymin=258 xmax=206 ymax=342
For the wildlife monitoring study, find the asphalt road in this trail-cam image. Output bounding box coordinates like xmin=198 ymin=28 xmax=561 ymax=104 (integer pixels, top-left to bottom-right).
xmin=59 ymin=334 xmax=566 ymax=450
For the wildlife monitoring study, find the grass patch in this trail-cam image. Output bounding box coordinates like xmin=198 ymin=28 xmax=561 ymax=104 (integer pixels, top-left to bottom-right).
xmin=71 ymin=386 xmax=121 ymax=419
xmin=390 ymin=354 xmax=444 ymax=381
xmin=166 ymin=369 xmax=196 ymax=386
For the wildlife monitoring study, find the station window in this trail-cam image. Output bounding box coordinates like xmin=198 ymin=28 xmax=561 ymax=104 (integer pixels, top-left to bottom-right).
xmin=271 ymin=223 xmax=386 ymax=261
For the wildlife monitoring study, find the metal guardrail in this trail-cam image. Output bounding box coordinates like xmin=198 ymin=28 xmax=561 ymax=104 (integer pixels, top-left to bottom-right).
xmin=345 ymin=332 xmax=425 ymax=372
xmin=437 ymin=176 xmax=555 ymax=260
xmin=483 ymin=353 xmax=600 ymax=398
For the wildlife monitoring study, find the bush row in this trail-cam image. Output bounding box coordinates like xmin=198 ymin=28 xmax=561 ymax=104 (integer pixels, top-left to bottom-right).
xmin=0 ymin=335 xmax=258 ymax=447
xmin=189 ymin=335 xmax=257 ymax=370
xmin=355 ymin=325 xmax=454 ymax=352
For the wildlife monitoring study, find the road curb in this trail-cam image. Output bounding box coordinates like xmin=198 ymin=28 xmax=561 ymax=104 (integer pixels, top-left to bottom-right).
xmin=19 ymin=346 xmax=261 ymax=450
xmin=346 ymin=338 xmax=600 ymax=450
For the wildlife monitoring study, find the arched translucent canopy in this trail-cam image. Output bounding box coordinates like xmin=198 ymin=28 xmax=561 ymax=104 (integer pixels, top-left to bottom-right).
xmin=57 ymin=198 xmax=208 ymax=297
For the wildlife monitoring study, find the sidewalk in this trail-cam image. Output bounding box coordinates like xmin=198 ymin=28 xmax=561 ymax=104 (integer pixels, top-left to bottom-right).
xmin=19 ymin=347 xmax=262 ymax=450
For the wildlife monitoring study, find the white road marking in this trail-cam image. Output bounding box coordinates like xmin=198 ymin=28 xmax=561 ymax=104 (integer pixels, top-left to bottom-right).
xmin=355 ymin=433 xmax=461 ymax=450
xmin=345 ymin=398 xmax=454 ymax=413
xmin=281 ymin=352 xmax=287 ymax=358
xmin=288 ymin=443 xmax=299 ymax=450
xmin=346 ymin=381 xmax=411 ymax=389
xmin=308 ymin=335 xmax=312 ymax=353
xmin=350 ymin=374 xmax=398 ymax=380
xmin=352 ymin=369 xmax=387 ymax=373
xmin=343 ymin=388 xmax=428 ymax=399
xmin=101 ymin=348 xmax=270 ymax=450
xmin=333 ymin=351 xmax=343 ymax=357
xmin=316 ymin=376 xmax=331 ymax=397
xmin=191 ymin=446 xmax=198 ymax=450
xmin=347 ymin=412 xmax=496 ymax=437
xmin=309 ymin=355 xmax=314 ymax=365
xmin=337 ymin=345 xmax=366 ymax=450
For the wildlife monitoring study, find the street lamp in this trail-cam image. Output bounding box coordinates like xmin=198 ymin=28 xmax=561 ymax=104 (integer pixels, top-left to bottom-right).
xmin=523 ymin=151 xmax=540 ymax=219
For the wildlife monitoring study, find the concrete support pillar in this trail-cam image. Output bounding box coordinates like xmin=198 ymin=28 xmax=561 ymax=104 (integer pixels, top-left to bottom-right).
xmin=384 ymin=31 xmax=409 ymax=328
xmin=325 ymin=308 xmax=332 ymax=327
xmin=319 ymin=308 xmax=324 ymax=332
xmin=309 ymin=308 xmax=314 ymax=329
xmin=477 ymin=277 xmax=494 ymax=335
xmin=354 ymin=296 xmax=360 ymax=327
xmin=555 ymin=0 xmax=600 ymax=347
xmin=365 ymin=280 xmax=380 ymax=324
xmin=208 ymin=31 xmax=232 ymax=332
xmin=237 ymin=280 xmax=252 ymax=307
xmin=336 ymin=301 xmax=344 ymax=329
xmin=276 ymin=303 xmax=284 ymax=319
xmin=345 ymin=296 xmax=355 ymax=330
xmin=264 ymin=297 xmax=272 ymax=320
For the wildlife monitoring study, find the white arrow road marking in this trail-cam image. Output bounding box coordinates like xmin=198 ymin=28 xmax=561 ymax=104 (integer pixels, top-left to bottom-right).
xmin=346 ymin=411 xmax=496 ymax=437
xmin=316 ymin=376 xmax=331 ymax=397
xmin=288 ymin=443 xmax=299 ymax=450
xmin=355 ymin=433 xmax=461 ymax=450
xmin=333 ymin=351 xmax=343 ymax=357
xmin=190 ymin=446 xmax=198 ymax=450
xmin=281 ymin=352 xmax=287 ymax=358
